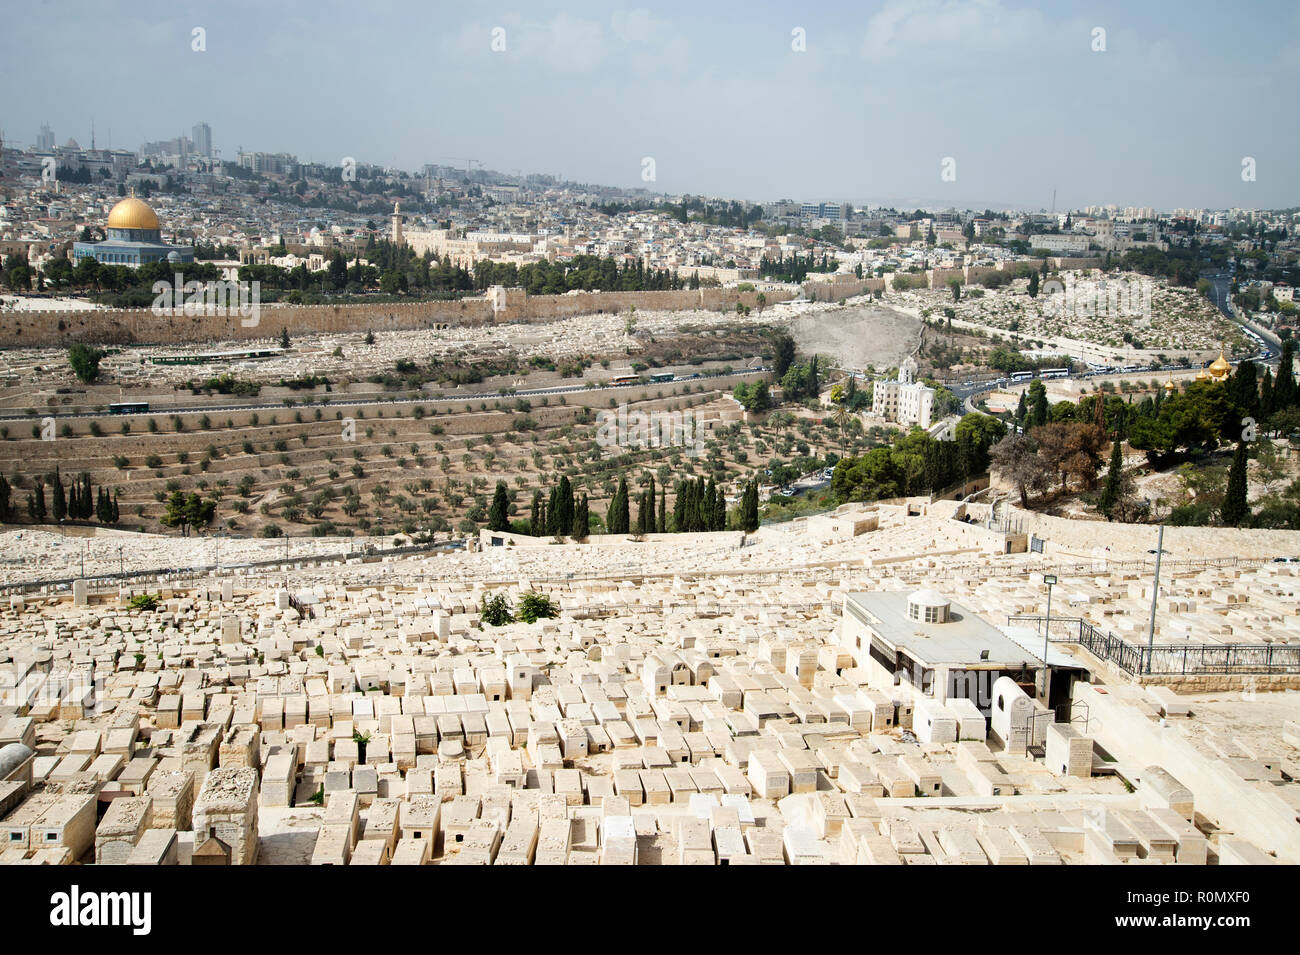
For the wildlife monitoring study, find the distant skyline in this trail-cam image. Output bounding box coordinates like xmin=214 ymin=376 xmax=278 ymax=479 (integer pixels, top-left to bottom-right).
xmin=3 ymin=0 xmax=1298 ymax=211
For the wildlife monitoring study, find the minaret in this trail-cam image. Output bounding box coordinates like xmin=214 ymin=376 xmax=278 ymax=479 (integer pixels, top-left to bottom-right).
xmin=391 ymin=201 xmax=403 ymax=246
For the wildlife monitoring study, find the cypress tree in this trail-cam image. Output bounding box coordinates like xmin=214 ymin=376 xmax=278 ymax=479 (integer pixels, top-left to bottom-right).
xmin=33 ymin=481 xmax=48 ymax=523
xmin=658 ymin=488 xmax=666 ymax=535
xmin=646 ymin=475 xmax=655 ymax=532
xmin=529 ymin=490 xmax=544 ymax=536
xmin=51 ymin=468 xmax=66 ymax=522
xmin=1260 ymin=368 xmax=1274 ymax=418
xmin=1274 ymin=340 xmax=1297 ymax=411
xmin=573 ymin=494 xmax=589 ymax=540
xmin=741 ymin=479 xmax=759 ymax=533
xmin=1028 ymin=381 xmax=1049 ymax=430
xmin=1222 ymin=441 xmax=1249 ymax=527
xmin=607 ymin=478 xmax=630 ymax=534
xmin=546 ymin=485 xmax=560 ymax=535
xmin=111 ymin=491 xmax=119 ymax=524
xmin=616 ymin=478 xmax=630 ymax=534
xmin=1098 ymin=434 xmax=1124 ymax=521
xmin=557 ymin=476 xmax=574 ymax=536
xmin=1229 ymin=360 xmax=1259 ymax=420
xmin=488 ymin=481 xmax=510 ymax=532
xmin=672 ymin=480 xmax=686 ymax=532
xmin=635 ymin=487 xmax=650 ymax=536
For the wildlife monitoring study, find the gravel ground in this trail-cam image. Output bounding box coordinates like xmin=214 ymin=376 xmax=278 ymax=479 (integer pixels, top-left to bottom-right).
xmin=785 ymin=300 xmax=921 ymax=371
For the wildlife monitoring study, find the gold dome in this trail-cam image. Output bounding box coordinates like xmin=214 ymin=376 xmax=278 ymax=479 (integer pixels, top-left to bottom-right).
xmin=1195 ymin=366 xmax=1210 ymax=381
xmin=106 ymin=196 xmax=160 ymax=231
xmin=1164 ymin=378 xmax=1176 ymax=392
xmin=1208 ymin=350 xmax=1231 ymax=379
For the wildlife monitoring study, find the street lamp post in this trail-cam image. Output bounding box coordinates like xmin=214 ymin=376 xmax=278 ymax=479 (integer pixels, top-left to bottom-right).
xmin=1146 ymin=525 xmax=1167 ymax=675
xmin=1041 ymin=573 xmax=1057 ymax=701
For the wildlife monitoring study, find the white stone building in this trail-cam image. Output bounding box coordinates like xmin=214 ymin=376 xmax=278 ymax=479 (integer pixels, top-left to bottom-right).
xmin=872 ymin=357 xmax=934 ymax=429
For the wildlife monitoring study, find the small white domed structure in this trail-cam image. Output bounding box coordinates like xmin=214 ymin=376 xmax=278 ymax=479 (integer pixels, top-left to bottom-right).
xmin=907 ymin=589 xmax=951 ymax=624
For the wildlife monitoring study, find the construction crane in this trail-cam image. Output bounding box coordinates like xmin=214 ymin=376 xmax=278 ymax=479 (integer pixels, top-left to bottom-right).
xmin=439 ymin=157 xmax=482 ymax=182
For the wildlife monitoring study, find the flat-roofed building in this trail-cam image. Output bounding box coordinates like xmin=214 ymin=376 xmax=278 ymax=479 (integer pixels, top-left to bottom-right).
xmin=839 ymin=590 xmax=1047 ymax=714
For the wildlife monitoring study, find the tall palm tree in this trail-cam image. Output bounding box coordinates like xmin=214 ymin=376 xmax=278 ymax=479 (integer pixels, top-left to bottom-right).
xmin=830 ymin=404 xmax=852 ymax=456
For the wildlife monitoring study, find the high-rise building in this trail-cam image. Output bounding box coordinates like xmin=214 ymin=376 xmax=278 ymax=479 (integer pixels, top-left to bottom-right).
xmin=192 ymin=122 xmax=212 ymax=158
xmin=36 ymin=124 xmax=55 ymax=151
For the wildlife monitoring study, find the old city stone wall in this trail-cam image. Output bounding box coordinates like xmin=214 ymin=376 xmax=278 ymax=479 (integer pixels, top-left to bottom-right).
xmin=0 ymin=260 xmax=1107 ymax=347
xmin=0 ymin=287 xmax=798 ymax=348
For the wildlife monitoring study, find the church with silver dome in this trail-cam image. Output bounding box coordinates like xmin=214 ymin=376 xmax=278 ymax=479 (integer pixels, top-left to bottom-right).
xmin=71 ymin=194 xmax=194 ymax=268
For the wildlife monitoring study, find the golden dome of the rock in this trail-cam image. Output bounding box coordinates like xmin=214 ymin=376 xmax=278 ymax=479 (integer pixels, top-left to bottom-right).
xmin=106 ymin=196 xmax=160 ymax=231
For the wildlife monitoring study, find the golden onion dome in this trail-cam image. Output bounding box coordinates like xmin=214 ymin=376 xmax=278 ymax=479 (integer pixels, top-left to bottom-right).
xmin=1164 ymin=378 xmax=1176 ymax=392
xmin=1208 ymin=350 xmax=1231 ymax=378
xmin=106 ymin=197 xmax=160 ymax=231
xmin=1195 ymin=366 xmax=1210 ymax=381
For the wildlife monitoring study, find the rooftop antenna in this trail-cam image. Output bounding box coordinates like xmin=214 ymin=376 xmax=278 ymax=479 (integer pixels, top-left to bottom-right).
xmin=1050 ymin=188 xmax=1056 ymax=215
xmin=91 ymin=117 xmax=95 ymax=150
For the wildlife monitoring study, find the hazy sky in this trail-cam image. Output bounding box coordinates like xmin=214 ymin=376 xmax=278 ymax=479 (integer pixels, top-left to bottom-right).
xmin=4 ymin=0 xmax=1297 ymax=210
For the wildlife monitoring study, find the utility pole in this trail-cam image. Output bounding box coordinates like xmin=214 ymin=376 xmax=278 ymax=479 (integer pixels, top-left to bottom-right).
xmin=1145 ymin=524 xmax=1166 ymax=674
xmin=1041 ymin=574 xmax=1057 ymax=701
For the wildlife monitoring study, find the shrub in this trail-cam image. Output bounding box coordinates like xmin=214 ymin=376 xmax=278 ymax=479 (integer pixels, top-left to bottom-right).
xmin=479 ymin=592 xmax=514 ymax=627
xmin=517 ymin=591 xmax=558 ymax=624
